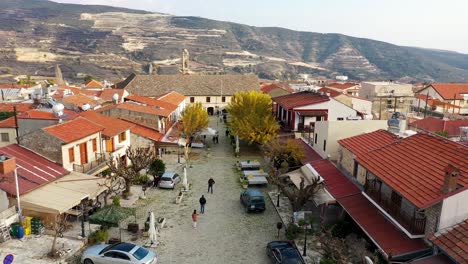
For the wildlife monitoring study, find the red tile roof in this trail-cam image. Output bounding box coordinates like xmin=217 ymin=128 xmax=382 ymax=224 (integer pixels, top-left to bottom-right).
xmin=43 ymin=117 xmax=104 ymax=143
xmin=0 ymin=117 xmax=16 ymax=128
xmin=155 ymin=91 xmax=186 ymax=106
xmin=17 ymin=109 xmax=78 ymax=120
xmin=83 ymin=79 xmax=103 ymax=89
xmin=310 ymin=159 xmax=427 ymax=258
xmin=99 ymin=89 xmax=126 ymax=102
xmin=410 ymin=117 xmax=468 ymax=137
xmin=273 ymin=91 xmax=330 ymax=109
xmin=295 ymin=139 xmax=322 ymax=164
xmin=338 ymin=129 xmax=400 ymax=157
xmin=62 ymin=94 xmax=102 ymax=108
xmin=0 ymin=144 xmax=69 ymax=195
xmin=326 ymin=82 xmax=359 ymax=90
xmin=318 ymin=87 xmax=342 ymax=98
xmin=126 ymin=94 xmax=177 ymax=111
xmin=428 ymin=84 xmax=468 ymax=100
xmin=356 ymin=133 xmax=468 ymax=208
xmin=0 ymin=103 xmax=34 ymax=112
xmin=131 ymin=124 xmax=164 ymax=142
xmin=80 ymin=111 xmax=132 ymax=137
xmin=116 ymin=102 xmax=172 ymax=117
xmin=0 ymin=84 xmax=31 ymax=89
xmin=429 ymin=220 xmax=468 ymax=263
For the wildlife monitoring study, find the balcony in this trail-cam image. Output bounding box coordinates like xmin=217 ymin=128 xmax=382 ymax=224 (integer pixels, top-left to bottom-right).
xmin=365 ymin=185 xmax=426 ymax=236
xmin=73 ymin=153 xmax=108 ymax=174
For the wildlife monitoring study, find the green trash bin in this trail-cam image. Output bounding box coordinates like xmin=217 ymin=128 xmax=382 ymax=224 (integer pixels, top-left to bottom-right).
xmin=10 ymin=223 xmax=21 ymax=238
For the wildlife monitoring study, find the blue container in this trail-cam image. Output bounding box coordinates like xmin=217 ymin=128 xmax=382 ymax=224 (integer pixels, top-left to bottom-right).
xmin=17 ymin=226 xmax=24 ymax=239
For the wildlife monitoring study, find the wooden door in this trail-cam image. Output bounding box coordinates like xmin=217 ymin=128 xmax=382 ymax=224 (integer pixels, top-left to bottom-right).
xmin=79 ymin=143 xmax=88 ymax=165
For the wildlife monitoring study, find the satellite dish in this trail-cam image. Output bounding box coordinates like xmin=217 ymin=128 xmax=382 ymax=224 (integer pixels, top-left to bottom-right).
xmin=52 ymin=103 xmax=64 ymax=113
xmin=81 ymin=104 xmax=91 ymax=111
xmin=112 ymin=93 xmax=119 ymax=102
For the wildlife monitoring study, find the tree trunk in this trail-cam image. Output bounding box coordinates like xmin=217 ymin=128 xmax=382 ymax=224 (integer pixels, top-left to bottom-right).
xmin=49 ymin=216 xmax=59 ymax=257
xmin=103 ymin=192 xmax=109 ymax=206
xmin=235 ymin=135 xmax=240 ymax=154
xmin=125 ymin=180 xmax=131 ymax=194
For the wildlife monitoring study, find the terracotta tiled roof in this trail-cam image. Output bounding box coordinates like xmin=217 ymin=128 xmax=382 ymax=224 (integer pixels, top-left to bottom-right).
xmin=121 ymin=74 xmax=260 ymax=97
xmin=427 ymin=84 xmax=468 ymax=100
xmin=154 ymin=91 xmax=186 ymax=106
xmin=326 ymin=82 xmax=359 ymax=90
xmin=80 ymin=111 xmax=132 ymax=137
xmin=0 ymin=103 xmax=34 ymax=112
xmin=116 ymin=102 xmax=172 ymax=117
xmin=126 ymin=94 xmax=177 ymax=111
xmin=99 ymin=89 xmax=126 ymax=102
xmin=43 ymin=117 xmax=104 ymax=143
xmin=17 ymin=109 xmax=78 ymax=120
xmin=338 ymin=129 xmax=400 ymax=157
xmin=131 ymin=124 xmax=164 ymax=142
xmin=273 ymin=91 xmax=330 ymax=109
xmin=318 ymin=87 xmax=342 ymax=98
xmin=62 ymin=94 xmax=102 ymax=108
xmin=356 ymin=133 xmax=468 ymax=208
xmin=0 ymin=84 xmax=30 ymax=89
xmin=0 ymin=144 xmax=69 ymax=195
xmin=429 ymin=220 xmax=468 ymax=263
xmin=410 ymin=117 xmax=468 ymax=137
xmin=83 ymin=79 xmax=103 ymax=89
xmin=52 ymin=86 xmax=101 ymax=99
xmin=0 ymin=117 xmax=16 ymax=128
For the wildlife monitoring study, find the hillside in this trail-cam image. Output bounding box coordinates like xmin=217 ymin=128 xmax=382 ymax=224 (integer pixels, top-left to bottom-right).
xmin=0 ymin=0 xmax=467 ymax=83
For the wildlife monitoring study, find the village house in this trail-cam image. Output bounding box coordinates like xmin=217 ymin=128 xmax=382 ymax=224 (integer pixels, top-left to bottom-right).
xmin=0 ymin=117 xmax=17 ymax=147
xmin=18 ymin=117 xmax=107 ymax=174
xmin=98 ymin=88 xmax=128 ymax=103
xmin=416 ymin=84 xmax=468 ymax=115
xmin=60 ymin=94 xmax=103 ymax=111
xmin=124 ymin=94 xmax=181 ymax=124
xmin=318 ymin=87 xmax=373 ymax=118
xmin=409 ymin=116 xmax=468 ymax=141
xmin=115 ymin=73 xmax=259 ymax=115
xmin=412 ymin=94 xmax=461 ymax=115
xmin=272 ymin=91 xmax=358 ymax=133
xmin=325 ymin=82 xmax=361 ymax=96
xmin=16 ymin=108 xmax=78 ymax=137
xmin=79 ymin=111 xmax=133 ymax=167
xmin=153 ymin=91 xmax=186 ymax=120
xmin=82 ymin=79 xmax=104 ymax=89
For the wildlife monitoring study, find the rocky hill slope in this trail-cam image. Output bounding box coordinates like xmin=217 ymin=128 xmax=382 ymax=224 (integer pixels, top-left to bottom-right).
xmin=1 ymin=0 xmax=468 ymax=83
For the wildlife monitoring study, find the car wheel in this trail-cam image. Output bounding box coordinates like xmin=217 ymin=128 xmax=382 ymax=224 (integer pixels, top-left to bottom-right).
xmin=83 ymin=259 xmax=94 ymax=264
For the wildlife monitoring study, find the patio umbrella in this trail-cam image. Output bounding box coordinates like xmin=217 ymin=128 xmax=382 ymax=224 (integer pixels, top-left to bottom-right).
xmin=183 ymin=167 xmax=188 ymax=191
xmin=148 ymin=212 xmax=158 ymax=247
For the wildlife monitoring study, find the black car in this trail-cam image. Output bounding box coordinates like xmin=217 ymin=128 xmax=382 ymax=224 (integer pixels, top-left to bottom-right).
xmin=266 ymin=241 xmax=305 ymax=264
xmin=240 ymin=189 xmax=265 ymax=212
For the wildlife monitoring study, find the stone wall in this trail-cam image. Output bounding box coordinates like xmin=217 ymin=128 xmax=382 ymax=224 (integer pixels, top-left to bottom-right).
xmin=18 ymin=129 xmax=63 ymax=163
xmin=105 ymin=108 xmax=160 ymax=131
xmin=425 ymin=203 xmax=442 ymax=235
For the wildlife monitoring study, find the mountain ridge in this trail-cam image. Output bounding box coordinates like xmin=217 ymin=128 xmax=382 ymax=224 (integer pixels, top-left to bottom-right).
xmin=0 ymin=0 xmax=467 ymax=83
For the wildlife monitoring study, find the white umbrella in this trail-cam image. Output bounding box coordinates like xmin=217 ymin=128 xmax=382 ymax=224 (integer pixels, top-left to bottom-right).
xmin=183 ymin=167 xmax=188 ymax=191
xmin=148 ymin=212 xmax=158 ymax=247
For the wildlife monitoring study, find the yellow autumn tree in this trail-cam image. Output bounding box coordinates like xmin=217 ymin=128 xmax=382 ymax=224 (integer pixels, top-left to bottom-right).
xmin=227 ymin=90 xmax=279 ymax=152
xmin=180 ymin=102 xmax=209 ymax=163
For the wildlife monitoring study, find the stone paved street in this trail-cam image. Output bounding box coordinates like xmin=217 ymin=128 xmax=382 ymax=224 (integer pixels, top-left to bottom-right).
xmin=135 ymin=117 xmax=281 ymax=264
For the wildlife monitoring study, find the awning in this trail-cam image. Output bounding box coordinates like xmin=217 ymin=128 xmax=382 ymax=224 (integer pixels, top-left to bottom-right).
xmin=296 ymin=110 xmax=327 ymax=116
xmin=21 ymin=172 xmax=107 ymax=215
xmin=283 ymin=164 xmax=324 ymax=189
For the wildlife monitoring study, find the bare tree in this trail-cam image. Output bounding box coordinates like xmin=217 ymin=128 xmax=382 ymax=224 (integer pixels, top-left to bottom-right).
xmin=318 ymin=228 xmax=352 ymax=264
xmin=49 ymin=213 xmax=68 ymax=258
xmin=107 ymin=147 xmax=155 ymax=194
xmin=277 ymin=174 xmax=321 ymax=212
xmin=98 ymin=173 xmax=126 ymax=206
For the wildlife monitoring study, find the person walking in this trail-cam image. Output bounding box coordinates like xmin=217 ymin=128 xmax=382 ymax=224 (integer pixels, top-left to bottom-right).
xmin=199 ymin=195 xmax=207 ymax=213
xmin=191 ymin=210 xmax=199 ymax=228
xmin=207 ymin=177 xmax=215 ymax=194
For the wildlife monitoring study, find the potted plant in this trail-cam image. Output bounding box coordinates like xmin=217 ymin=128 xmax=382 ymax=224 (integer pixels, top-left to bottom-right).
xmin=242 ymin=179 xmax=249 ymax=189
xmin=95 ymin=228 xmax=109 ymax=244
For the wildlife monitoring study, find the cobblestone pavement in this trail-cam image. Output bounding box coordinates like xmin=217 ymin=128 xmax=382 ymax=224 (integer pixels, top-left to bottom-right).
xmin=138 ymin=117 xmax=281 ymax=264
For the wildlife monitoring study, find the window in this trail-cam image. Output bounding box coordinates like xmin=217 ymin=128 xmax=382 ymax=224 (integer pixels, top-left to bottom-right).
xmin=118 ymin=132 xmax=126 ymax=142
xmin=314 ymin=133 xmax=318 ymax=144
xmin=316 ymin=116 xmax=322 ymax=121
xmin=206 ymin=96 xmax=211 ymax=103
xmin=323 ymin=140 xmax=327 ymax=151
xmin=92 ymin=138 xmax=97 ymax=152
xmin=221 ymin=96 xmax=226 ymax=103
xmin=353 ymin=161 xmax=359 ymax=178
xmin=337 ymin=117 xmax=344 ymax=121
xmin=68 ymin=147 xmax=75 ymax=162
xmin=0 ymin=133 xmax=9 ymax=142
xmin=190 ymin=97 xmax=195 ymax=103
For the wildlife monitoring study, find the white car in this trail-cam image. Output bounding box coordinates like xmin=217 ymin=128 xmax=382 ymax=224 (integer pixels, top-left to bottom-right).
xmin=158 ymin=172 xmax=181 ymax=189
xmin=81 ymin=242 xmax=157 ymax=264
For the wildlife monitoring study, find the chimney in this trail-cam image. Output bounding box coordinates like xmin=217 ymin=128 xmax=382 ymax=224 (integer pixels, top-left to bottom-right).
xmin=0 ymin=155 xmax=16 ymax=175
xmin=442 ymin=164 xmax=460 ymax=194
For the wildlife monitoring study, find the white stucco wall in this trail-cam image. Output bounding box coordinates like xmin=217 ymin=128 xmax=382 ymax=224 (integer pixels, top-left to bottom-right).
xmin=61 ymin=132 xmax=102 ymax=171
xmin=105 ymin=130 xmax=131 ymax=163
xmin=185 ymin=95 xmax=232 ymax=111
xmin=311 ymin=120 xmax=389 ymax=159
xmin=0 ymin=189 xmax=8 ymax=212
xmin=361 ymin=82 xmax=413 ymax=100
xmin=350 ymin=97 xmax=373 ymax=115
xmin=0 ymin=128 xmax=17 ymax=147
xmin=439 ymin=190 xmax=468 ymax=230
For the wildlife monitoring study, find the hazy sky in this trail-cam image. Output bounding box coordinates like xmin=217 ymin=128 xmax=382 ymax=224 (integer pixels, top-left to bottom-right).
xmin=54 ymin=0 xmax=468 ymax=54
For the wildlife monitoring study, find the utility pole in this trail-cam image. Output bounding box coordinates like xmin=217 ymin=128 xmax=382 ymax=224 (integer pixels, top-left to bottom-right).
xmin=423 ymin=91 xmax=429 ymax=118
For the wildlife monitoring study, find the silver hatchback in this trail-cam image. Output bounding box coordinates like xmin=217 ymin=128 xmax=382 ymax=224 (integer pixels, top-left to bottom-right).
xmin=158 ymin=172 xmax=181 ymax=189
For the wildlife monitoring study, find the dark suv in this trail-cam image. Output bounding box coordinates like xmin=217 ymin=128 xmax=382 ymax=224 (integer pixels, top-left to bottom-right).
xmin=266 ymin=241 xmax=305 ymax=264
xmin=240 ymin=189 xmax=265 ymax=212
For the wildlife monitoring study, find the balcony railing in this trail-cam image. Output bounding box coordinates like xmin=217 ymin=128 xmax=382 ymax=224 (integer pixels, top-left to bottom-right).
xmin=73 ymin=153 xmax=108 ymax=174
xmin=365 ymin=185 xmax=426 ymax=235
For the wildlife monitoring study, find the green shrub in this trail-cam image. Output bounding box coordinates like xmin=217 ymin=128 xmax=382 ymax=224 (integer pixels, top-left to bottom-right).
xmin=285 ymin=223 xmax=301 ymax=240
xmin=331 ymin=220 xmax=353 ymax=238
xmin=133 ymin=174 xmax=149 ymax=185
xmin=112 ymin=196 xmax=120 ymax=207
xmin=148 ymin=159 xmax=165 ymax=176
xmin=92 ymin=228 xmax=109 ymax=242
xmin=320 ymin=257 xmax=336 ymax=264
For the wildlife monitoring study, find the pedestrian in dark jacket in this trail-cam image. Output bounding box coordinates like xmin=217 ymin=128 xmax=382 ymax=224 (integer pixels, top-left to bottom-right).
xmin=208 ymin=177 xmax=215 ymax=194
xmin=199 ymin=195 xmax=207 ymax=213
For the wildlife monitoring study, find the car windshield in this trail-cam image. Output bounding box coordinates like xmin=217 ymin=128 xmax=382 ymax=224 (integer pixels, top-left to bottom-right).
xmin=99 ymin=244 xmax=114 ymax=254
xmin=161 ymin=177 xmax=172 ymax=181
xmin=132 ymin=247 xmax=149 ymax=260
xmin=282 ymin=248 xmax=303 ymax=264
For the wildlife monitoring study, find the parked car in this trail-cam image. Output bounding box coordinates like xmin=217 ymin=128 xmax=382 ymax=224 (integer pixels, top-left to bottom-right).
xmin=266 ymin=241 xmax=305 ymax=264
xmin=158 ymin=171 xmax=181 ymax=189
xmin=240 ymin=189 xmax=265 ymax=212
xmin=81 ymin=242 xmax=157 ymax=264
